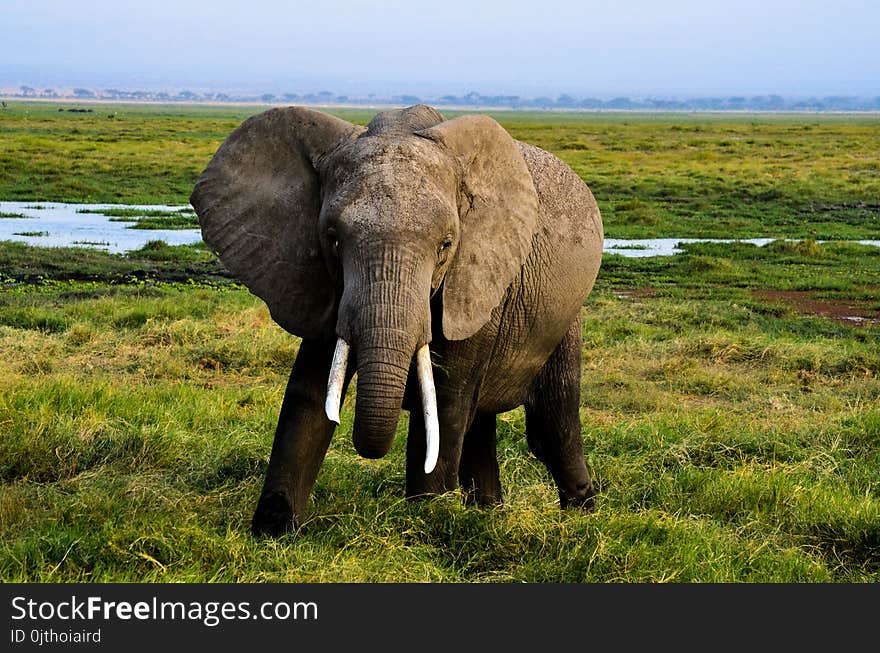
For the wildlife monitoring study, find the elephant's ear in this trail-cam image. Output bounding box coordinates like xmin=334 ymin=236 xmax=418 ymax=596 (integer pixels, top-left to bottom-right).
xmin=417 ymin=115 xmax=539 ymax=341
xmin=190 ymin=107 xmax=363 ymax=338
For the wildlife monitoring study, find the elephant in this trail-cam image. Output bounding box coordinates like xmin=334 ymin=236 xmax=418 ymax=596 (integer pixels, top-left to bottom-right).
xmin=190 ymin=104 xmax=603 ymax=536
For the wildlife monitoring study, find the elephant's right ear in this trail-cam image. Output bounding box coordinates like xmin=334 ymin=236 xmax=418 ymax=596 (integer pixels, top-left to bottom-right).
xmin=190 ymin=107 xmax=363 ymax=338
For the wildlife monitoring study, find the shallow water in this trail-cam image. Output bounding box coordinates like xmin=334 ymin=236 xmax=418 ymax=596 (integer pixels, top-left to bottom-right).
xmin=604 ymin=237 xmax=880 ymax=257
xmin=2 ymin=202 xmax=879 ymax=257
xmin=0 ymin=201 xmax=201 ymax=254
xmin=604 ymin=238 xmax=774 ymax=257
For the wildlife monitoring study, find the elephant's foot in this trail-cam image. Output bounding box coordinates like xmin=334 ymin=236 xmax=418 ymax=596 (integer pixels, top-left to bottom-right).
xmin=251 ymin=491 xmax=297 ymax=537
xmin=465 ymin=490 xmax=503 ymax=507
xmin=559 ymin=481 xmax=597 ymax=512
xmin=462 ymin=480 xmax=503 ymax=507
xmin=458 ymin=412 xmax=502 ymax=507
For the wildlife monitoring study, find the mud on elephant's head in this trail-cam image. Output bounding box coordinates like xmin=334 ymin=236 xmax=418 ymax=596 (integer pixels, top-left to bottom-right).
xmin=190 ymin=105 xmax=540 ymax=468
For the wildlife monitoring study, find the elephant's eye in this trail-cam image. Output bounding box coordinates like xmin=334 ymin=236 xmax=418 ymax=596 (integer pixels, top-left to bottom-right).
xmin=326 ymin=228 xmax=339 ymax=254
xmin=438 ymin=237 xmax=453 ymax=256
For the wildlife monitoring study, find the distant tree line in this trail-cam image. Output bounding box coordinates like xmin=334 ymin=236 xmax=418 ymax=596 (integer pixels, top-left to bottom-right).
xmin=7 ymin=85 xmax=880 ymax=112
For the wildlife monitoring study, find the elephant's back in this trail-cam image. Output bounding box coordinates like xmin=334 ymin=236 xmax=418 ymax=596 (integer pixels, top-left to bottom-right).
xmin=517 ymin=141 xmax=603 ymax=254
xmin=518 ymin=141 xmax=603 ymax=314
xmin=517 ymin=141 xmax=603 ymax=324
xmin=473 ymin=142 xmax=603 ymax=412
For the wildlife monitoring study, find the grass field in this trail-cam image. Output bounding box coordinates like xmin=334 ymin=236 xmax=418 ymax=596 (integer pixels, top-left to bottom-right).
xmin=0 ymin=102 xmax=878 ymax=582
xmin=2 ymin=101 xmax=879 ymax=239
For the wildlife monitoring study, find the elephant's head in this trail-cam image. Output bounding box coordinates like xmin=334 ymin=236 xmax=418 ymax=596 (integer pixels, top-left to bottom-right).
xmin=190 ymin=105 xmax=539 ymax=472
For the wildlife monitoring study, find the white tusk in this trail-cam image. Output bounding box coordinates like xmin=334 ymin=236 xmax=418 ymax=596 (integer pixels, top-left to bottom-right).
xmin=325 ymin=338 xmax=350 ymax=424
xmin=416 ymin=344 xmax=439 ymax=474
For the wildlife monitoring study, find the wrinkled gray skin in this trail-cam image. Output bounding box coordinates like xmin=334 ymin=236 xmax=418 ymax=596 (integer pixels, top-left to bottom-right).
xmin=190 ymin=105 xmax=603 ymax=536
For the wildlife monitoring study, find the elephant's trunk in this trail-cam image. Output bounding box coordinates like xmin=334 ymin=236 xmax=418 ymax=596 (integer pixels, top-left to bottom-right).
xmin=350 ymin=328 xmax=415 ymax=459
xmin=324 ymin=336 xmax=438 ymax=472
xmin=330 ymin=244 xmax=438 ymax=469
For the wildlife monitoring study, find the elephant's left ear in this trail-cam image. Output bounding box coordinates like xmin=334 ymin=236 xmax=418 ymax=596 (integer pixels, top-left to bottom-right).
xmin=417 ymin=115 xmax=539 ymax=341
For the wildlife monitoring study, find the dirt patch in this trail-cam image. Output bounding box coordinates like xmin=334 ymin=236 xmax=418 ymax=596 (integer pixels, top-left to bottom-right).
xmin=753 ymin=289 xmax=879 ymax=326
xmin=799 ymin=201 xmax=880 ymax=213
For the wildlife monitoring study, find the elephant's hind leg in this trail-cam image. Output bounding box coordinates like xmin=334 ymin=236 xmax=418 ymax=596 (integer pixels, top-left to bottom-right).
xmin=459 ymin=412 xmax=502 ymax=506
xmin=252 ymin=339 xmax=352 ymax=536
xmin=524 ymin=314 xmax=596 ymax=510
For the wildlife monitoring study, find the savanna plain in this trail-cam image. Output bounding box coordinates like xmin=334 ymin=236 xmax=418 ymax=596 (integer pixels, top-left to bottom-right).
xmin=1 ymin=103 xmax=878 ymax=582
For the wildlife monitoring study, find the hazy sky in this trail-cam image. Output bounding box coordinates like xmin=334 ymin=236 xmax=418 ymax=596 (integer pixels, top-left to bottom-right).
xmin=2 ymin=0 xmax=878 ymax=97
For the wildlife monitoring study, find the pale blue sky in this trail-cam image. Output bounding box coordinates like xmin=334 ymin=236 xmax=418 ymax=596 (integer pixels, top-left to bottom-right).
xmin=2 ymin=0 xmax=878 ymax=97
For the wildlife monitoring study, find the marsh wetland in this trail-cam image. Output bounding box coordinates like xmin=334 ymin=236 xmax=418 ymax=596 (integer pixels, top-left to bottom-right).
xmin=0 ymin=102 xmax=877 ymax=582
xmin=0 ymin=201 xmax=200 ymax=252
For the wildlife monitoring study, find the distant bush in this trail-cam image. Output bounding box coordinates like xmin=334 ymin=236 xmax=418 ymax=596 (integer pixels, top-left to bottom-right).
xmin=766 ymin=239 xmax=823 ymax=259
xmin=141 ymin=240 xmax=169 ymax=251
xmin=615 ymin=199 xmax=660 ymax=226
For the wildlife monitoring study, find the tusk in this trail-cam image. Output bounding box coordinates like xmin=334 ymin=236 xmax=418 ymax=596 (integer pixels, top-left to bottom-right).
xmin=416 ymin=344 xmax=439 ymax=474
xmin=325 ymin=338 xmax=350 ymax=424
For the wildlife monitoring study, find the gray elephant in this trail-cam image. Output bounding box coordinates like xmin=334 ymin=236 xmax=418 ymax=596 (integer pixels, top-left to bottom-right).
xmin=190 ymin=105 xmax=603 ymax=536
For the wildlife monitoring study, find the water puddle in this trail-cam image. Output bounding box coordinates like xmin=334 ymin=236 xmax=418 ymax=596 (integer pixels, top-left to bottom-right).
xmin=604 ymin=237 xmax=880 ymax=257
xmin=605 ymin=238 xmax=770 ymax=257
xmin=0 ymin=202 xmax=201 ymax=254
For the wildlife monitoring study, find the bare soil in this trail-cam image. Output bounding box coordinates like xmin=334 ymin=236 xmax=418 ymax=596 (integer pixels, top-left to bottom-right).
xmin=753 ymin=289 xmax=879 ymax=325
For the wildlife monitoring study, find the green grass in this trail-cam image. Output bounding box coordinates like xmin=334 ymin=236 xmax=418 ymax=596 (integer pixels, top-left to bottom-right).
xmin=118 ymin=216 xmax=199 ymax=230
xmin=77 ymin=207 xmax=190 ymax=218
xmin=0 ymin=240 xmax=229 ymax=284
xmin=71 ymin=240 xmax=112 ymax=247
xmin=0 ymin=240 xmax=877 ymax=582
xmin=77 ymin=207 xmax=199 ymax=229
xmin=0 ymin=102 xmax=878 ymax=238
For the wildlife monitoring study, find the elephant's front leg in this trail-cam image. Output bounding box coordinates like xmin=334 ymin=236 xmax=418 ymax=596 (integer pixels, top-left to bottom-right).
xmin=405 ymin=386 xmax=476 ymax=499
xmin=252 ymin=339 xmax=351 ymax=536
xmin=458 ymin=412 xmax=502 ymax=506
